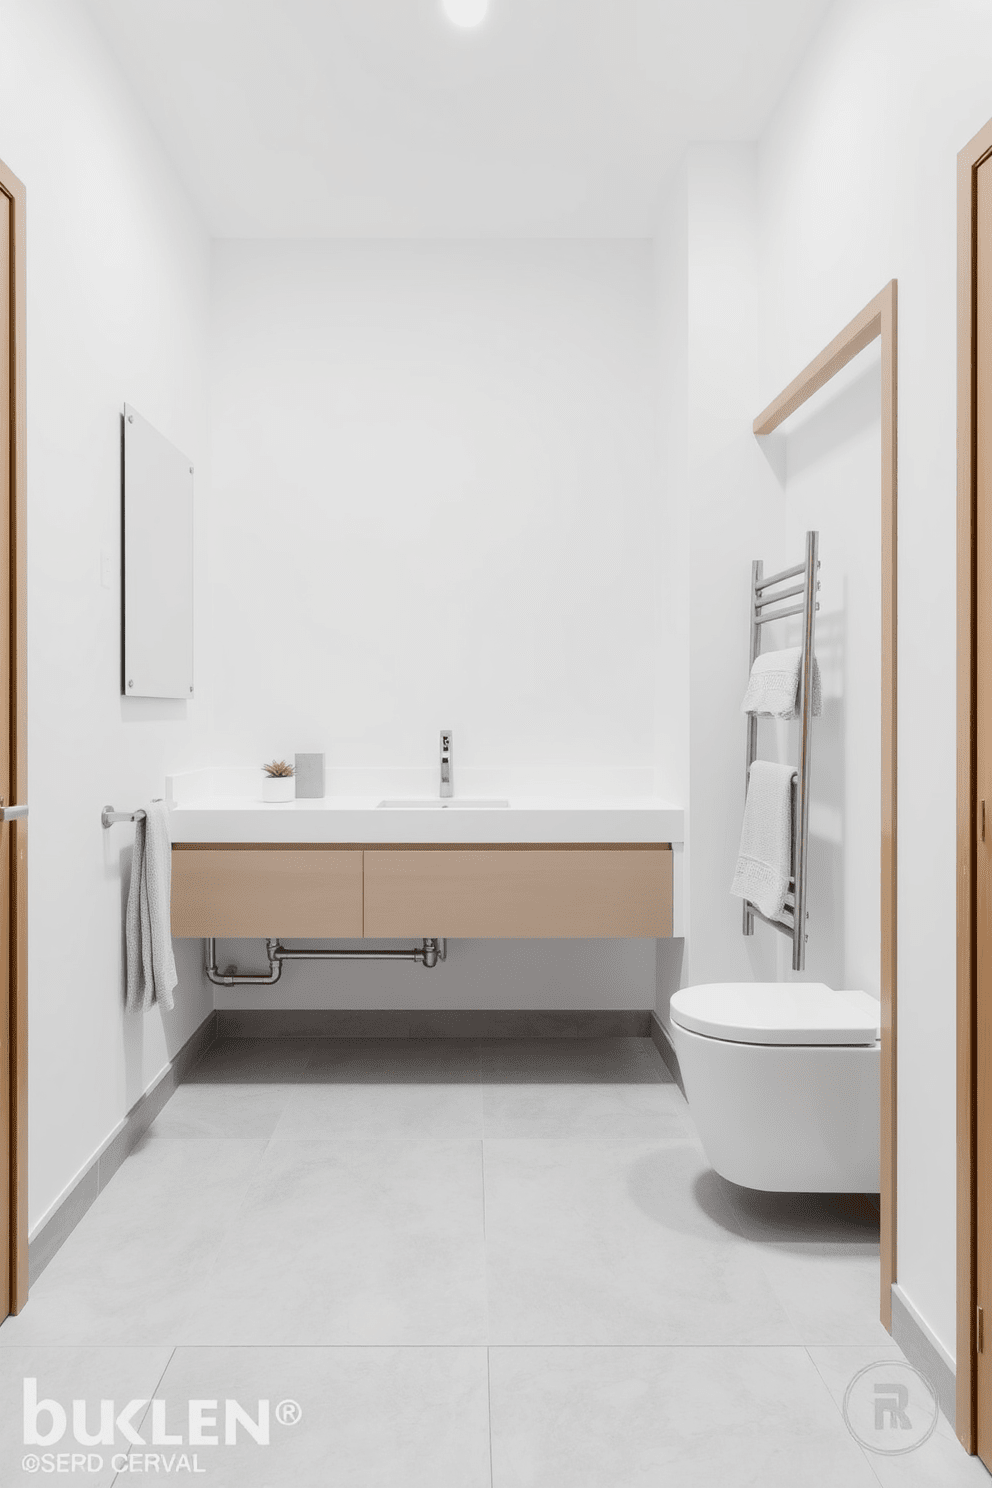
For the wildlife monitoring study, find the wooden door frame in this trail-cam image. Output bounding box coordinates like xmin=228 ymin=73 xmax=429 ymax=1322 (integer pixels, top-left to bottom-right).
xmin=753 ymin=281 xmax=898 ymax=1329
xmin=0 ymin=154 xmax=27 ymax=1315
xmin=956 ymin=116 xmax=992 ymax=1454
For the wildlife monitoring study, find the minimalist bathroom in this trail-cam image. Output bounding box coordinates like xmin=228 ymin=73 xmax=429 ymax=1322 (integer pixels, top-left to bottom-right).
xmin=0 ymin=0 xmax=989 ymax=1483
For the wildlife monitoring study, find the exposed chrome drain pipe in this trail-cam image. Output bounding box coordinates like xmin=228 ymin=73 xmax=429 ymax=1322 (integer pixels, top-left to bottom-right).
xmin=204 ymin=936 xmax=448 ymax=987
xmin=205 ymin=937 xmax=284 ymax=987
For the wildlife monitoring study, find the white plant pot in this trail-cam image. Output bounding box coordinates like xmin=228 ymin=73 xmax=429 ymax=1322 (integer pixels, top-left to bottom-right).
xmin=261 ymin=776 xmax=295 ymax=802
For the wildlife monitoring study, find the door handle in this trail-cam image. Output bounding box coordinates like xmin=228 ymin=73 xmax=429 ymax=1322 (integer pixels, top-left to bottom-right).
xmin=0 ymin=803 xmax=27 ymax=822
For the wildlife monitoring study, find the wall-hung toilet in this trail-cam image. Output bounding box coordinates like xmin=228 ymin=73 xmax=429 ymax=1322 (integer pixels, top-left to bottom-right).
xmin=669 ymin=983 xmax=880 ymax=1193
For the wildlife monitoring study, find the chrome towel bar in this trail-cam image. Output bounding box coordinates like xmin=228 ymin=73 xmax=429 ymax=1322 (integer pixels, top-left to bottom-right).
xmin=753 ymin=560 xmax=805 ymax=591
xmin=101 ymin=802 xmax=160 ymax=828
xmin=102 ymin=806 xmax=145 ymax=827
xmin=754 ymin=601 xmax=810 ymax=626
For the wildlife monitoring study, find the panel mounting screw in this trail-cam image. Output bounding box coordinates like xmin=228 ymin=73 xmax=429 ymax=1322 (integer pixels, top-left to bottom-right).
xmin=128 ymin=680 xmax=133 ymax=689
xmin=189 ymin=466 xmax=194 ymax=474
xmin=127 ymin=414 xmax=134 ymax=424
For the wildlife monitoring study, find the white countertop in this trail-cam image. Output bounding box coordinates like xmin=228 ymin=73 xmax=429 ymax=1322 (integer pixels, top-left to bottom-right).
xmin=168 ymin=795 xmax=683 ymax=846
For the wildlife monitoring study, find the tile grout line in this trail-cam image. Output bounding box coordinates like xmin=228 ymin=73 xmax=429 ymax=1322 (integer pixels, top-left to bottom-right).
xmin=480 ymin=1132 xmax=491 ymax=1345
xmin=802 ymin=1342 xmax=886 ymax=1488
xmin=486 ymin=1347 xmax=495 ymax=1488
xmin=164 ymin=1138 xmax=273 ymax=1344
xmin=480 ymin=1046 xmax=495 ymax=1488
xmin=479 ymin=1039 xmax=491 ymax=1343
xmin=110 ymin=1346 xmax=177 ymax=1488
xmin=0 ymin=1343 xmax=899 ymax=1351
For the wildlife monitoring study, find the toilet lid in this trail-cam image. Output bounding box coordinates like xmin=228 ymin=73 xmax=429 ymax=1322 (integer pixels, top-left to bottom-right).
xmin=669 ymin=983 xmax=880 ymax=1046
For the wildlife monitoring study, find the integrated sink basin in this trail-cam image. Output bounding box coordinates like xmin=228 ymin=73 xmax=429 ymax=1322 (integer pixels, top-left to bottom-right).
xmin=164 ymin=769 xmax=684 ymax=846
xmin=377 ymin=798 xmax=510 ymax=810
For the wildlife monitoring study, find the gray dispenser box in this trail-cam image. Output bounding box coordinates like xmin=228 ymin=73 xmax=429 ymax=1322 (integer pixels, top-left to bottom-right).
xmin=294 ymin=753 xmax=326 ymax=799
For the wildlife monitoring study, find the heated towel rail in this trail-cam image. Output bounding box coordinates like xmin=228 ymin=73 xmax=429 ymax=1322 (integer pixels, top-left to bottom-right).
xmin=742 ymin=529 xmax=819 ymax=971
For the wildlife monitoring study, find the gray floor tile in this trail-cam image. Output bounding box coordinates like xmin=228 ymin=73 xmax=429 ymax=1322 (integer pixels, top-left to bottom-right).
xmin=480 ymin=1037 xmax=671 ymax=1086
xmin=0 ymin=1347 xmax=172 ymax=1487
xmin=303 ymin=1038 xmax=483 ymax=1085
xmin=185 ymin=1038 xmax=315 ymax=1084
xmin=720 ymin=1182 xmax=881 ymax=1245
xmin=266 ymin=1039 xmax=485 ymax=1138
xmin=489 ymin=1345 xmax=879 ymax=1487
xmin=274 ymin=1079 xmax=484 ymax=1140
xmin=482 ymin=1079 xmax=690 ymax=1139
xmin=484 ymin=1137 xmax=800 ymax=1344
xmin=177 ymin=1139 xmax=488 ymax=1346
xmin=127 ymin=1346 xmax=491 ymax=1487
xmin=485 ymin=1036 xmax=683 ymax=1138
xmin=809 ymin=1346 xmax=992 ymax=1486
xmin=0 ymin=1140 xmax=266 ymax=1347
xmin=2 ymin=1036 xmax=910 ymax=1483
xmin=148 ymin=1082 xmax=293 ymax=1139
xmin=751 ymin=1241 xmax=892 ymax=1346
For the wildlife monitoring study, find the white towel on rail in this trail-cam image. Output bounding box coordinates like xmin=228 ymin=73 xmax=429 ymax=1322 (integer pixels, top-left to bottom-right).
xmin=741 ymin=646 xmax=822 ymax=719
xmin=125 ymin=800 xmax=177 ymax=1013
xmin=730 ymin=760 xmax=795 ymax=921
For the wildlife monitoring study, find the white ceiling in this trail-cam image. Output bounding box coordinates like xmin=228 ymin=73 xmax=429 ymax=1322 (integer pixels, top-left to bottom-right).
xmin=84 ymin=0 xmax=833 ymax=238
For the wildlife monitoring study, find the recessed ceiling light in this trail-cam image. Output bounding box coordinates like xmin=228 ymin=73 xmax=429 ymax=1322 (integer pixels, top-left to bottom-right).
xmin=441 ymin=0 xmax=490 ymax=30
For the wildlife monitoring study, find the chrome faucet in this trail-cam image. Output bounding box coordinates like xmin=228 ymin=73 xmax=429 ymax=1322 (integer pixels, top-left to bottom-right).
xmin=440 ymin=730 xmax=453 ymax=798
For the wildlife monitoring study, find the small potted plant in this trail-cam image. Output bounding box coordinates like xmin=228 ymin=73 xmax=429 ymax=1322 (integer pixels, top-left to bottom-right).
xmin=261 ymin=760 xmax=295 ymax=802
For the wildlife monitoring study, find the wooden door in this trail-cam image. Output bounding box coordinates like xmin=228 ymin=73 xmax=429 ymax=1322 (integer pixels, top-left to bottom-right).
xmin=0 ymin=157 xmax=26 ymax=1320
xmin=0 ymin=183 xmax=10 ymax=1324
xmin=975 ymin=150 xmax=992 ymax=1468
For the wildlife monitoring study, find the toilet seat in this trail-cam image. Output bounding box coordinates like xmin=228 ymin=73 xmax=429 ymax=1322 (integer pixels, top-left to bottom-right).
xmin=670 ymin=982 xmax=880 ymax=1047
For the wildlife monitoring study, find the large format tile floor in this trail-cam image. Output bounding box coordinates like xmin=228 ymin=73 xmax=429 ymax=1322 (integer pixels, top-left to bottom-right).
xmin=0 ymin=1036 xmax=986 ymax=1485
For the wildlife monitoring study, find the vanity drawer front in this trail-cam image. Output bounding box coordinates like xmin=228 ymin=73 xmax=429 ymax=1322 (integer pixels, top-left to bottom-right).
xmin=363 ymin=847 xmax=672 ymax=938
xmin=171 ymin=848 xmax=363 ymax=937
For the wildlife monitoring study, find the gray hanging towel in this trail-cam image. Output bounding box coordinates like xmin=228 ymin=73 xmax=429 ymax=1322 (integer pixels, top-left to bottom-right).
xmin=730 ymin=760 xmax=796 ymax=922
xmin=125 ymin=800 xmax=178 ymax=1012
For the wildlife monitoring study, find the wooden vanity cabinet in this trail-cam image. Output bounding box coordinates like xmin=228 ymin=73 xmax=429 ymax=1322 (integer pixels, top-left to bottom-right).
xmin=171 ymin=843 xmax=673 ymax=939
xmin=170 ymin=847 xmax=363 ymax=938
xmin=363 ymin=847 xmax=672 ymax=938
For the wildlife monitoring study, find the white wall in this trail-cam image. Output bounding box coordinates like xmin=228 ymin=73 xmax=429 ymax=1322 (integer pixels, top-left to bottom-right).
xmin=651 ymin=164 xmax=690 ymax=1022
xmin=652 ymin=166 xmax=690 ymax=810
xmin=765 ymin=351 xmax=882 ymax=999
xmin=210 ymin=937 xmax=657 ymax=1013
xmin=660 ymin=0 xmax=992 ymax=1371
xmin=208 ymin=240 xmax=662 ymax=788
xmin=756 ymin=0 xmax=992 ymax=1378
xmin=651 ymin=144 xmax=781 ymax=1036
xmin=209 ymin=239 xmax=666 ymax=1012
xmin=0 ymin=0 xmax=215 ymax=1233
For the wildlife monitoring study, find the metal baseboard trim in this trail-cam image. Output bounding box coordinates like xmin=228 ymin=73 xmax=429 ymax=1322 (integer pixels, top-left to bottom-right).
xmin=890 ymin=1283 xmax=956 ymax=1428
xmin=649 ymin=1011 xmax=685 ymax=1096
xmin=215 ymin=1008 xmax=653 ymax=1040
xmin=27 ymin=1011 xmax=219 ymax=1287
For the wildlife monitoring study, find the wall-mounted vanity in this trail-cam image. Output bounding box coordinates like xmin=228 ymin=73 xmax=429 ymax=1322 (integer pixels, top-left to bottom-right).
xmin=167 ymin=780 xmax=682 ymax=943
